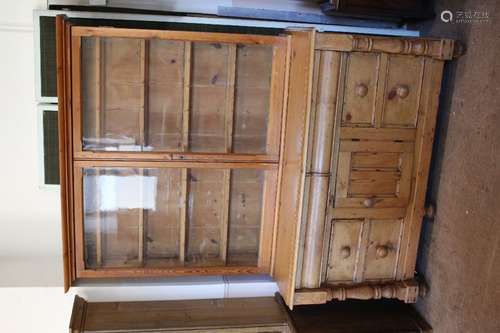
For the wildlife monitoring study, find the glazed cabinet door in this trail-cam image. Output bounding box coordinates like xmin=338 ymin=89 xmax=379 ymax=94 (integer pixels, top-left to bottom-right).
xmin=57 ymin=16 xmax=291 ymax=283
xmin=75 ymin=34 xmax=284 ymax=156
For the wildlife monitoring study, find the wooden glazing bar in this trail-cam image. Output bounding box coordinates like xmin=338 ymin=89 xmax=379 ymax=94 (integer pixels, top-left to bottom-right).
xmin=95 ymin=37 xmax=103 ymax=141
xmin=179 ymin=169 xmax=188 ymax=264
xmin=137 ymin=169 xmax=145 ymax=265
xmin=74 ymin=151 xmax=279 ymax=163
xmin=95 ymin=168 xmax=102 ymax=267
xmin=77 ymin=265 xmax=268 ymax=278
xmin=179 ymin=41 xmax=191 ymax=264
xmin=220 ymin=170 xmax=231 ymax=263
xmin=137 ymin=40 xmax=149 ymax=265
xmin=182 ymin=42 xmax=191 ymax=151
xmin=74 ymin=160 xmax=277 ymax=170
xmin=220 ymin=45 xmax=236 ymax=263
xmin=72 ymin=26 xmax=286 ymax=46
xmin=94 ymin=37 xmax=104 ymax=267
xmin=225 ymin=44 xmax=236 ymax=153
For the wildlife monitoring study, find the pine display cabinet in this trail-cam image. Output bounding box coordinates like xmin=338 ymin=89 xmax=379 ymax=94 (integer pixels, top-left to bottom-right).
xmin=57 ymin=15 xmax=460 ymax=308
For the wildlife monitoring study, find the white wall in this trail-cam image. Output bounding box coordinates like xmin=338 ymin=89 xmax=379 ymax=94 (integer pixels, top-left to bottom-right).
xmin=0 ymin=3 xmax=278 ymax=332
xmin=0 ymin=0 xmax=63 ymax=281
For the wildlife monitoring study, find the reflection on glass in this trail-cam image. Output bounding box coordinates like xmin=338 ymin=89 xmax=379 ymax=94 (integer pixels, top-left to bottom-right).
xmin=83 ymin=167 xmax=265 ymax=269
xmin=81 ymin=37 xmax=273 ymax=153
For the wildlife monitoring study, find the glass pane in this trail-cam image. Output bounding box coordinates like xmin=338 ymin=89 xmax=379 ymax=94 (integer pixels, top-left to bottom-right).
xmin=145 ymin=168 xmax=183 ymax=267
xmin=188 ymin=42 xmax=229 ymax=152
xmin=186 ymin=169 xmax=225 ymax=265
xmin=147 ymin=39 xmax=185 ymax=151
xmin=83 ymin=167 xmax=182 ymax=268
xmin=83 ymin=167 xmax=267 ymax=269
xmin=233 ymin=44 xmax=273 ymax=154
xmin=81 ymin=37 xmax=275 ymax=154
xmin=82 ymin=37 xmax=144 ymax=151
xmin=228 ymin=169 xmax=264 ymax=266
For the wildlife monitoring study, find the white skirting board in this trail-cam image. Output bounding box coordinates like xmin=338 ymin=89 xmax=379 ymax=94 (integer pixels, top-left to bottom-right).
xmin=73 ymin=275 xmax=278 ymax=301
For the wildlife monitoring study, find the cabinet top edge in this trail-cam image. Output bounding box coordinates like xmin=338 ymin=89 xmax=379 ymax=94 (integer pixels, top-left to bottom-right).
xmin=315 ymin=32 xmax=461 ymax=60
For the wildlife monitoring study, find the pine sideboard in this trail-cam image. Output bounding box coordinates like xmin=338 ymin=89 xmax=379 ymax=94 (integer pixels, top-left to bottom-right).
xmin=56 ymin=15 xmax=460 ymax=308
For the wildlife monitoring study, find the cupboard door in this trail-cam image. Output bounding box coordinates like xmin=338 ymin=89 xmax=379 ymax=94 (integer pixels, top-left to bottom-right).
xmin=76 ymin=32 xmax=282 ymax=157
xmin=334 ymin=140 xmax=414 ymax=208
xmin=77 ymin=164 xmax=275 ymax=274
xmin=381 ymin=55 xmax=425 ymax=128
xmin=326 ymin=218 xmax=403 ymax=283
xmin=364 ymin=219 xmax=403 ymax=280
xmin=326 ymin=220 xmax=363 ymax=282
xmin=341 ymin=52 xmax=380 ymax=127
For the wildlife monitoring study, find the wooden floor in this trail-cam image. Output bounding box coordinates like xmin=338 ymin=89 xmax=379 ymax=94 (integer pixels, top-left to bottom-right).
xmin=414 ymin=0 xmax=500 ymax=332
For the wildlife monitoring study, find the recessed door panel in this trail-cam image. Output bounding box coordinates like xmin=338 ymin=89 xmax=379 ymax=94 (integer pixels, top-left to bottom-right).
xmin=364 ymin=219 xmax=403 ymax=280
xmin=326 ymin=220 xmax=363 ymax=283
xmin=381 ymin=55 xmax=424 ymax=128
xmin=341 ymin=52 xmax=380 ymax=127
xmin=334 ymin=141 xmax=414 ymax=208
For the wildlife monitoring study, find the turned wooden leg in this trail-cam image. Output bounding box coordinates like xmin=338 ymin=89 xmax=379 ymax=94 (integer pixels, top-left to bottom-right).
xmin=294 ymin=280 xmax=423 ymax=305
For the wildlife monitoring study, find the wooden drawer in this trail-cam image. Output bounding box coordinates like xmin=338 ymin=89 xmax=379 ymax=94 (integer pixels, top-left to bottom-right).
xmin=380 ymin=55 xmax=425 ymax=128
xmin=340 ymin=52 xmax=426 ymax=129
xmin=326 ymin=219 xmax=363 ymax=282
xmin=341 ymin=52 xmax=380 ymax=127
xmin=334 ymin=139 xmax=414 ymax=209
xmin=326 ymin=219 xmax=403 ymax=283
xmin=364 ymin=219 xmax=403 ymax=280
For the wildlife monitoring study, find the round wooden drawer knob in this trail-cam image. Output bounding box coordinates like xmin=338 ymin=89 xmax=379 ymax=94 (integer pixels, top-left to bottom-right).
xmin=355 ymin=83 xmax=368 ymax=97
xmin=340 ymin=246 xmax=351 ymax=259
xmin=396 ymin=85 xmax=410 ymax=98
xmin=363 ymin=198 xmax=375 ymax=208
xmin=376 ymin=246 xmax=389 ymax=259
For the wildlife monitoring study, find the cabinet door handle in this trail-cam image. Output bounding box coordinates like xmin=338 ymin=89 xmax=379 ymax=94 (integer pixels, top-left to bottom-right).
xmin=388 ymin=84 xmax=410 ymax=100
xmin=363 ymin=198 xmax=375 ymax=208
xmin=340 ymin=246 xmax=351 ymax=259
xmin=376 ymin=245 xmax=389 ymax=259
xmin=355 ymin=83 xmax=368 ymax=97
xmin=396 ymin=84 xmax=410 ymax=98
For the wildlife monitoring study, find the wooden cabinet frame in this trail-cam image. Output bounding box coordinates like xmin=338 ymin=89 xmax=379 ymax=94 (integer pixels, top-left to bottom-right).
xmin=57 ymin=15 xmax=314 ymax=303
xmin=58 ymin=16 xmax=456 ymax=310
xmin=294 ymin=32 xmax=458 ymax=307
